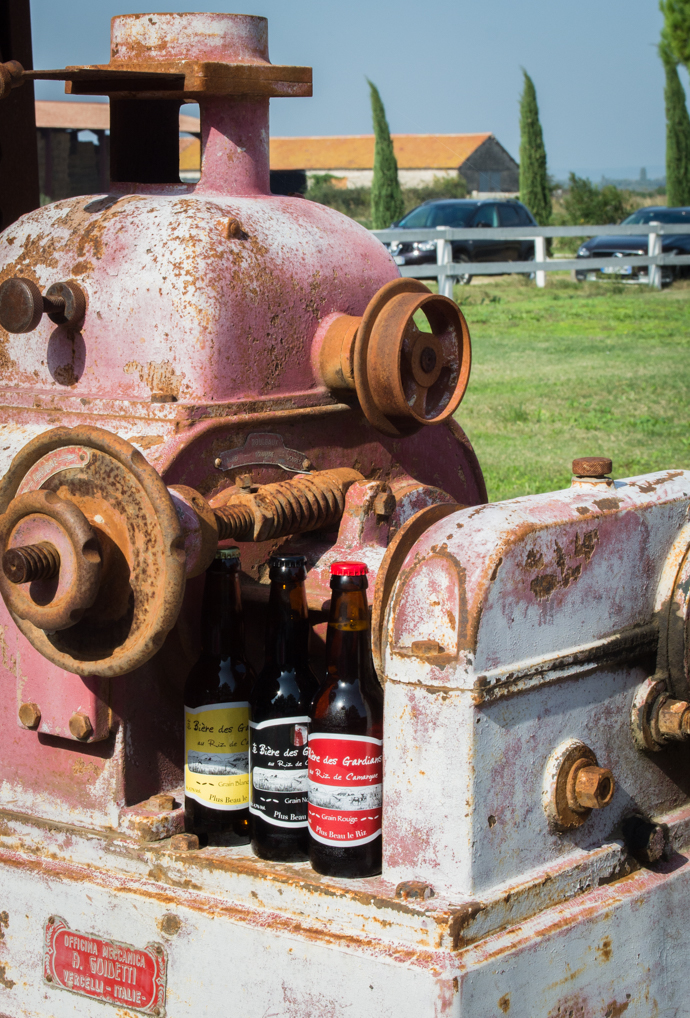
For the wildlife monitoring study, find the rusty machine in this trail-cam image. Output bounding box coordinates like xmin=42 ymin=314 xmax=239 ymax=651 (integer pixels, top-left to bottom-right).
xmin=0 ymin=11 xmax=688 ymax=1018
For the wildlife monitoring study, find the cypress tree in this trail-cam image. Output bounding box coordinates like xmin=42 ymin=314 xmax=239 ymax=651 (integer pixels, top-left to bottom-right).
xmin=660 ymin=0 xmax=690 ymax=70
xmin=518 ymin=70 xmax=551 ymax=225
xmin=368 ymin=79 xmax=404 ymax=229
xmin=662 ymin=48 xmax=690 ymax=206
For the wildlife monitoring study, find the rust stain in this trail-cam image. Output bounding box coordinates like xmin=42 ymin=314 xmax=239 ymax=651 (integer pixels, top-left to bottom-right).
xmin=597 ymin=936 xmax=612 ymax=963
xmin=498 ymin=994 xmax=511 ymax=1013
xmin=604 ymin=1001 xmax=630 ymax=1018
xmin=0 ymin=964 xmax=14 ymax=990
xmin=594 ymin=497 xmax=622 ymax=512
xmin=524 ymin=549 xmax=544 ymax=569
xmin=490 ymin=556 xmax=503 ymax=581
xmin=448 ymin=901 xmax=485 ymax=950
xmin=530 ymin=531 xmax=598 ymax=601
xmin=0 ymin=912 xmax=7 ymax=941
xmin=129 ymin=435 xmax=165 ymax=449
xmin=576 ymin=506 xmax=592 ymax=517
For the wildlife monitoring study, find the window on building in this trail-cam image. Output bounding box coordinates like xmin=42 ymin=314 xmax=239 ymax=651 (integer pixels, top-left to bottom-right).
xmin=479 ymin=171 xmax=502 ymax=191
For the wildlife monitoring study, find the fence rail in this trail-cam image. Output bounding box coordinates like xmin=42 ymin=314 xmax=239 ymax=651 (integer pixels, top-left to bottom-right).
xmin=370 ymin=223 xmax=690 ymax=293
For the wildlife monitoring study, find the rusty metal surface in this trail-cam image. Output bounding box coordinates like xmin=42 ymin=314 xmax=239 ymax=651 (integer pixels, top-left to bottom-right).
xmin=0 ymin=488 xmax=101 ymax=631
xmin=381 ymin=470 xmax=690 ymax=898
xmin=1 ymin=799 xmax=690 ymax=1015
xmin=0 ymin=426 xmax=186 ymax=677
xmin=212 ymin=467 xmax=361 ymax=542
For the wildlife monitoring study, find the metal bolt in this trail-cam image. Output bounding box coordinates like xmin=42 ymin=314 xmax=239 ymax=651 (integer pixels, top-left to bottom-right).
xmin=374 ymin=491 xmax=396 ymax=516
xmin=0 ymin=276 xmax=85 ymax=333
xmin=18 ymin=702 xmax=41 ymax=729
xmin=395 ymin=880 xmax=435 ymax=901
xmin=657 ymin=698 xmax=690 ymax=741
xmin=572 ymin=457 xmax=613 ymax=478
xmin=3 ymin=541 xmax=60 ymax=584
xmin=236 ymin=472 xmax=253 ymax=491
xmin=169 ymin=833 xmax=199 ymax=851
xmin=622 ymin=815 xmax=667 ymax=865
xmin=147 ymin=794 xmax=175 ymax=812
xmin=572 ymin=764 xmax=615 ymax=810
xmin=68 ymin=712 xmax=93 ymax=741
xmin=225 ymin=217 xmax=245 ymax=239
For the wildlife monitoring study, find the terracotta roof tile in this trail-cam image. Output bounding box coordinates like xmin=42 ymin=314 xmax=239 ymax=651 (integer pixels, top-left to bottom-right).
xmin=35 ymin=100 xmax=200 ymax=133
xmin=269 ymin=133 xmax=492 ymax=171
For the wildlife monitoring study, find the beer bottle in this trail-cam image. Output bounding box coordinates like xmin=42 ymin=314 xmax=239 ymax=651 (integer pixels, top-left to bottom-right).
xmin=249 ymin=554 xmax=317 ymax=861
xmin=308 ymin=561 xmax=384 ymax=878
xmin=184 ymin=547 xmax=254 ymax=840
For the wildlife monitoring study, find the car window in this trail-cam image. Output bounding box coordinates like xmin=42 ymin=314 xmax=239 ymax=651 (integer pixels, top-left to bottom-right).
xmin=623 ymin=208 xmax=690 ymax=225
xmin=516 ymin=205 xmax=535 ymax=225
xmin=471 ymin=205 xmax=498 ymax=228
xmin=427 ymin=203 xmax=478 ymax=228
xmin=498 ymin=204 xmax=521 ymax=227
xmin=397 ymin=205 xmax=433 ymax=228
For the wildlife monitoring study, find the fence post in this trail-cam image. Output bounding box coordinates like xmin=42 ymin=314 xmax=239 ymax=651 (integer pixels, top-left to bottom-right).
xmin=648 ymin=231 xmax=661 ymax=290
xmin=436 ymin=237 xmax=454 ymax=298
xmin=534 ymin=235 xmax=546 ymax=288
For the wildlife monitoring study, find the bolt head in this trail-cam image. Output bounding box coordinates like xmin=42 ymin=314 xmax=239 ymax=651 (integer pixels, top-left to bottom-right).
xmin=574 ymin=765 xmax=614 ymax=809
xmin=214 ymin=457 xmax=222 ymax=469
xmin=68 ymin=712 xmax=93 ymax=741
xmin=18 ymin=701 xmax=41 ymax=729
xmin=572 ymin=457 xmax=612 ymax=478
xmin=169 ymin=832 xmax=199 ymax=852
xmin=395 ymin=880 xmax=435 ymax=900
xmin=147 ymin=794 xmax=175 ymax=812
xmin=236 ymin=472 xmax=253 ymax=490
xmin=374 ymin=491 xmax=396 ymax=516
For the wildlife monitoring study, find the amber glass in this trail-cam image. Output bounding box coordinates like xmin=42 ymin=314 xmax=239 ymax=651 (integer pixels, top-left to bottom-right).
xmin=184 ymin=550 xmax=254 ymax=840
xmin=250 ymin=555 xmax=318 ymax=860
xmin=309 ymin=573 xmax=384 ymax=877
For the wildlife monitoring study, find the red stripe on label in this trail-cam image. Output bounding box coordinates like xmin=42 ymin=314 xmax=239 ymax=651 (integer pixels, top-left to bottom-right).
xmin=307 ymin=736 xmax=382 ymax=787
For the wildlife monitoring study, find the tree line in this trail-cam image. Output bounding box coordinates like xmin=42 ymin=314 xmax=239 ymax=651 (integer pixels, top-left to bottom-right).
xmin=315 ymin=2 xmax=690 ymax=229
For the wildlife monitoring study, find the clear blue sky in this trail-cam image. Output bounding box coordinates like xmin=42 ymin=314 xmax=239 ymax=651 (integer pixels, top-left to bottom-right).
xmin=30 ymin=0 xmax=687 ymax=181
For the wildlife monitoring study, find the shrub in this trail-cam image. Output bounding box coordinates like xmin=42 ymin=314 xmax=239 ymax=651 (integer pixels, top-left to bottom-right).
xmin=562 ymin=174 xmax=631 ymax=225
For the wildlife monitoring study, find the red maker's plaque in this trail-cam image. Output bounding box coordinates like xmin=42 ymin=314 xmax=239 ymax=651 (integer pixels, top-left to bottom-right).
xmin=43 ymin=916 xmax=167 ymax=1015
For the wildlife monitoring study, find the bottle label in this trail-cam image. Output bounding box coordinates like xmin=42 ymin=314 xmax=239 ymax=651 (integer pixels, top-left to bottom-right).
xmin=184 ymin=701 xmax=250 ymax=811
xmin=249 ymin=716 xmax=310 ymax=828
xmin=307 ymin=733 xmax=383 ymax=846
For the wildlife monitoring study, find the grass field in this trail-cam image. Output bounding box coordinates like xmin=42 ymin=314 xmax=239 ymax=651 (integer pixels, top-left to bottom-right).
xmin=440 ymin=274 xmax=690 ymax=502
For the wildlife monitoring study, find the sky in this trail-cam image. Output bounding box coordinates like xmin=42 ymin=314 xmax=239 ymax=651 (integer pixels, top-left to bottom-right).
xmin=29 ymin=0 xmax=688 ymax=182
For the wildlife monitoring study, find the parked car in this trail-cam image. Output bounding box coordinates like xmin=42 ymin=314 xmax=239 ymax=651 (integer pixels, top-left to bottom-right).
xmin=575 ymin=206 xmax=690 ymax=284
xmin=384 ymin=199 xmax=537 ymax=284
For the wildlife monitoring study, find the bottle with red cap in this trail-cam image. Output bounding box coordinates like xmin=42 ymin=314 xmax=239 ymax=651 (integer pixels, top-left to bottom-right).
xmin=308 ymin=560 xmax=384 ymax=877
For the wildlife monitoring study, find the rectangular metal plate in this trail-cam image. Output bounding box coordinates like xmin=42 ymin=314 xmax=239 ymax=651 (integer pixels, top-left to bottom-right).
xmin=43 ymin=916 xmax=166 ymax=1015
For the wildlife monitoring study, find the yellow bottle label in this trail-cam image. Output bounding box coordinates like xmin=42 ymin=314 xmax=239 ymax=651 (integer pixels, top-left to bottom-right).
xmin=184 ymin=701 xmax=250 ymax=810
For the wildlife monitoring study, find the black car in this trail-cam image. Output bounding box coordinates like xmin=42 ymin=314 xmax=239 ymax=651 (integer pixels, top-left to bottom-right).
xmin=385 ymin=199 xmax=537 ymax=284
xmin=575 ymin=206 xmax=690 ymax=284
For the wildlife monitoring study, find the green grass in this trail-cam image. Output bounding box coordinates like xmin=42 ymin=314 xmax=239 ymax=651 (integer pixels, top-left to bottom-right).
xmin=436 ymin=274 xmax=690 ymax=502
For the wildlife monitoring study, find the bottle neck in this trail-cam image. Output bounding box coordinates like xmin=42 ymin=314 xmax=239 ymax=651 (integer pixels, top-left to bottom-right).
xmin=265 ymin=577 xmax=310 ymax=670
xmin=201 ymin=560 xmax=246 ymax=660
xmin=325 ymin=585 xmax=373 ymax=686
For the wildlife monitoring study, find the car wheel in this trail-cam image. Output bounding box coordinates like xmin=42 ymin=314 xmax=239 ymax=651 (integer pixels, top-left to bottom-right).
xmin=455 ymin=255 xmax=472 ymax=286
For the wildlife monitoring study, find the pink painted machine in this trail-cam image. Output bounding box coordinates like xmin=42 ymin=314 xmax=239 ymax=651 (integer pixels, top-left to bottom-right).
xmin=0 ymin=12 xmax=688 ymax=1018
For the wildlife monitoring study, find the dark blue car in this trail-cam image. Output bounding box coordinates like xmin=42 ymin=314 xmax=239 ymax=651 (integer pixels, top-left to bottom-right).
xmin=575 ymin=206 xmax=690 ymax=284
xmin=385 ymin=199 xmax=537 ymax=285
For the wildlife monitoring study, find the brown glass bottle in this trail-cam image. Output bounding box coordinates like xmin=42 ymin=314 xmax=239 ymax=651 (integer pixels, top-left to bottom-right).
xmin=308 ymin=562 xmax=384 ymax=878
xmin=249 ymin=555 xmax=318 ymax=861
xmin=184 ymin=548 xmax=254 ymax=840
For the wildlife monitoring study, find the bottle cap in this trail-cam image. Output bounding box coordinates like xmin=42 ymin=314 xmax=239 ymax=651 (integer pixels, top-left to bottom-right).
xmin=268 ymin=554 xmax=307 ymax=568
xmin=216 ymin=547 xmax=240 ymax=561
xmin=330 ymin=561 xmax=368 ymax=576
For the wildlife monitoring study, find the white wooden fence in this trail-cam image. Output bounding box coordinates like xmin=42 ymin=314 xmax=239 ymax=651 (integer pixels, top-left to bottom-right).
xmin=371 ymin=223 xmax=690 ymax=294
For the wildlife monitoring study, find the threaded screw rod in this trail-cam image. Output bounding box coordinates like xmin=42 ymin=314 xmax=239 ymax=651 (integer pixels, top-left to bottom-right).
xmin=3 ymin=541 xmax=60 ymax=584
xmin=213 ymin=469 xmax=360 ymax=543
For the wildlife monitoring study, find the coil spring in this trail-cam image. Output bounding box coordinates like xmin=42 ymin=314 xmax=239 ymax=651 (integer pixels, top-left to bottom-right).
xmin=213 ymin=470 xmax=355 ymax=543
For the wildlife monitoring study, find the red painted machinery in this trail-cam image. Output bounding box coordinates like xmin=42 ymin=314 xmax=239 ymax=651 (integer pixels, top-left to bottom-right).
xmin=0 ymin=12 xmax=688 ymax=1018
